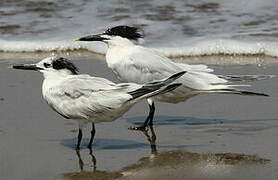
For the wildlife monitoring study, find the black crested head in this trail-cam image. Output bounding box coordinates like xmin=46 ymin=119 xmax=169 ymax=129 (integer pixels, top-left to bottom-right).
xmin=52 ymin=57 xmax=78 ymax=75
xmin=104 ymin=26 xmax=143 ymax=40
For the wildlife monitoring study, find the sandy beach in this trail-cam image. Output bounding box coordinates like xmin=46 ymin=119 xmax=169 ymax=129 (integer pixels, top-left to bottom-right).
xmin=1 ymin=0 xmax=278 ymax=179
xmin=0 ymin=54 xmax=277 ymax=180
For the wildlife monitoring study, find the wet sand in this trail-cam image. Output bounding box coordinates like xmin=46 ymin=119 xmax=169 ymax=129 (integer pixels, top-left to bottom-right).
xmin=0 ymin=54 xmax=278 ymax=180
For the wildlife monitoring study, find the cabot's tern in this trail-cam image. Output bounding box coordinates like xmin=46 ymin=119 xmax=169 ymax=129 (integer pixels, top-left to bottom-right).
xmin=9 ymin=56 xmax=185 ymax=150
xmin=76 ymin=25 xmax=269 ymax=130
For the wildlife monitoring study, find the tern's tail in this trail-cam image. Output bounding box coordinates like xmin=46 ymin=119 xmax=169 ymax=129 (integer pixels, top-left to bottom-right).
xmin=128 ymin=71 xmax=186 ymax=100
xmin=208 ymin=89 xmax=269 ymax=96
xmin=218 ymin=75 xmax=275 ymax=82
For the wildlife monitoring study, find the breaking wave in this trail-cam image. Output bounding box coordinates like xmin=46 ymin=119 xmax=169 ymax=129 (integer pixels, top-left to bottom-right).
xmin=0 ymin=39 xmax=277 ymax=58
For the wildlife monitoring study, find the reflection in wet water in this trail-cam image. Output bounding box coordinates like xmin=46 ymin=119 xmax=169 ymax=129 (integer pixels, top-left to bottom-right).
xmin=64 ymin=150 xmax=121 ymax=180
xmin=63 ymin=127 xmax=269 ymax=180
xmin=75 ymin=150 xmax=96 ymax=172
xmin=142 ymin=127 xmax=157 ymax=155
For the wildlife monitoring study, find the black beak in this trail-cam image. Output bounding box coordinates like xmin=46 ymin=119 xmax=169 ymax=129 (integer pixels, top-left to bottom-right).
xmin=75 ymin=34 xmax=108 ymax=42
xmin=9 ymin=64 xmax=43 ymax=71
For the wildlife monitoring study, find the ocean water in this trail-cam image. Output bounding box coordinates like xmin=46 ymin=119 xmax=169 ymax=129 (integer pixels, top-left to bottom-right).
xmin=0 ymin=0 xmax=278 ymax=57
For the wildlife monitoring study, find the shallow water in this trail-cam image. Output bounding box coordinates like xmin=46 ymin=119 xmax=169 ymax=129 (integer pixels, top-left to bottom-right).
xmin=1 ymin=0 xmax=278 ymax=58
xmin=0 ymin=55 xmax=278 ymax=179
xmin=1 ymin=0 xmax=278 ymax=42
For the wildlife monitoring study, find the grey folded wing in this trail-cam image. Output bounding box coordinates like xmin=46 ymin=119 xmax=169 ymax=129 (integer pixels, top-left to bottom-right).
xmin=45 ymin=75 xmax=135 ymax=120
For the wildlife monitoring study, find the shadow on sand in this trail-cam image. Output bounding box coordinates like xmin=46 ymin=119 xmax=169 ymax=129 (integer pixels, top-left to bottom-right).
xmin=126 ymin=115 xmax=278 ymax=127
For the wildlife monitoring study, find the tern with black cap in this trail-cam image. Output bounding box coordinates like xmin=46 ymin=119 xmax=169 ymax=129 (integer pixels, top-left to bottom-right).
xmin=10 ymin=56 xmax=185 ymax=150
xmin=76 ymin=25 xmax=270 ymax=130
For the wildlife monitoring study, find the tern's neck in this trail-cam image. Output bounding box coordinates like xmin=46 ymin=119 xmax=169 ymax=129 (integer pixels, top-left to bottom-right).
xmin=107 ymin=37 xmax=135 ymax=48
xmin=43 ymin=70 xmax=74 ymax=80
xmin=42 ymin=71 xmax=74 ymax=90
xmin=42 ymin=71 xmax=74 ymax=97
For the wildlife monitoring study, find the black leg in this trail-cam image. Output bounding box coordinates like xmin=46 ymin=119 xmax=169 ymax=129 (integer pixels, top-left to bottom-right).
xmin=147 ymin=102 xmax=155 ymax=126
xmin=129 ymin=100 xmax=155 ymax=131
xmin=76 ymin=128 xmax=83 ymax=150
xmin=88 ymin=123 xmax=96 ymax=150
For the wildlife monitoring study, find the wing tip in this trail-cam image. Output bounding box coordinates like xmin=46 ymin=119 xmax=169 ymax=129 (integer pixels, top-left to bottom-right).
xmin=240 ymin=91 xmax=269 ymax=97
xmin=168 ymin=71 xmax=187 ymax=81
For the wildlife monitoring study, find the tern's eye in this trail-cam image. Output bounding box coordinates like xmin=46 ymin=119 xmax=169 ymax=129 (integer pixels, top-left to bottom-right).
xmin=43 ymin=63 xmax=51 ymax=68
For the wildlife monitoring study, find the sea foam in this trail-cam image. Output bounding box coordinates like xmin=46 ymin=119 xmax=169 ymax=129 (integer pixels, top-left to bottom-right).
xmin=0 ymin=39 xmax=277 ymax=58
